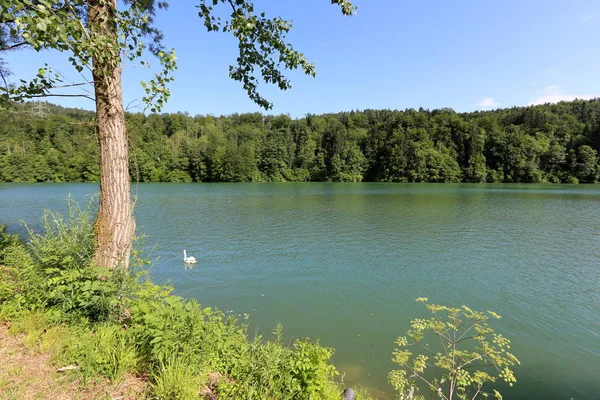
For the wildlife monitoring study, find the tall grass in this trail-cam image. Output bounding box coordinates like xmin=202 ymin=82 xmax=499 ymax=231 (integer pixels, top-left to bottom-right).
xmin=0 ymin=199 xmax=359 ymax=399
xmin=26 ymin=197 xmax=96 ymax=272
xmin=71 ymin=324 xmax=139 ymax=382
xmin=152 ymin=356 xmax=204 ymax=400
xmin=18 ymin=197 xmax=133 ymax=322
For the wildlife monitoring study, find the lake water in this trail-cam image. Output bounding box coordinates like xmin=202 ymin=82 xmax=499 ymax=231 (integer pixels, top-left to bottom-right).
xmin=0 ymin=183 xmax=599 ymax=399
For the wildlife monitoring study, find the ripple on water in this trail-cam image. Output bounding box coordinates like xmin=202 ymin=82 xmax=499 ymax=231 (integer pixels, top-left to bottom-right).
xmin=1 ymin=183 xmax=599 ymax=399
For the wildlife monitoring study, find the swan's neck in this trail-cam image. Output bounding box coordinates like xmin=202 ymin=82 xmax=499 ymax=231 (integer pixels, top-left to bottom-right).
xmin=183 ymin=250 xmax=187 ymax=259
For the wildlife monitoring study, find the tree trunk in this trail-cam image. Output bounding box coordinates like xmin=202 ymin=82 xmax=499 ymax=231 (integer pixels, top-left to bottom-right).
xmin=89 ymin=0 xmax=135 ymax=269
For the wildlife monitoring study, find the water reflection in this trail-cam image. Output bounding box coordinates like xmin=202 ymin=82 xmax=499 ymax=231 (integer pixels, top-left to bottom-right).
xmin=1 ymin=183 xmax=599 ymax=399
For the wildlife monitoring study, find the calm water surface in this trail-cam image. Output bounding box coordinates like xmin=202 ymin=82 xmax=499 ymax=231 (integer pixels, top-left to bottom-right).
xmin=1 ymin=183 xmax=599 ymax=399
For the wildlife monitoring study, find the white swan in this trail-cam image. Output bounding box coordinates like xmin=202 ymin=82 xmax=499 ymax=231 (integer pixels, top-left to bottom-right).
xmin=183 ymin=249 xmax=197 ymax=264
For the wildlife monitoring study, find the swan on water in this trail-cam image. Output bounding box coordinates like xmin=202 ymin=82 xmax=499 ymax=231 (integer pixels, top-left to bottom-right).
xmin=183 ymin=249 xmax=197 ymax=264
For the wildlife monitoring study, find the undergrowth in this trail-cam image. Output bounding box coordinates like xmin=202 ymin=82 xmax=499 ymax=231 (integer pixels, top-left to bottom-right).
xmin=0 ymin=202 xmax=374 ymax=400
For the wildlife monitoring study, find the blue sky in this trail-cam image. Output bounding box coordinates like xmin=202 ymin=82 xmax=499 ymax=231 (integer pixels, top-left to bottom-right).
xmin=6 ymin=0 xmax=600 ymax=117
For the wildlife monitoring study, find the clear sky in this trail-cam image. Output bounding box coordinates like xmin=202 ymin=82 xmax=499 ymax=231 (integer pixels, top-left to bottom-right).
xmin=5 ymin=0 xmax=600 ymax=117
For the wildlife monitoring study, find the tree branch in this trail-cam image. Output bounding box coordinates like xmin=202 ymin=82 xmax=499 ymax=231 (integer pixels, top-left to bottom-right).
xmin=470 ymin=387 xmax=482 ymax=400
xmin=23 ymin=93 xmax=95 ymax=101
xmin=50 ymin=82 xmax=93 ymax=89
xmin=227 ymin=0 xmax=238 ymax=14
xmin=0 ymin=42 xmax=29 ymax=51
xmin=458 ymin=351 xmax=492 ymax=369
xmin=462 ymin=364 xmax=495 ymax=369
xmin=411 ymin=371 xmax=448 ymax=400
xmin=456 ymin=319 xmax=483 ymax=343
xmin=64 ymin=0 xmax=91 ymax=39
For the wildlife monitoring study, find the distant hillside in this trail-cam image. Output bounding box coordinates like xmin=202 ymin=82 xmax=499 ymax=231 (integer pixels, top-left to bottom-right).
xmin=1 ymin=99 xmax=598 ymax=183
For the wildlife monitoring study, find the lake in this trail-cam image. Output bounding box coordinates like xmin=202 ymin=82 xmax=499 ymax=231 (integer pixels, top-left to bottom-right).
xmin=0 ymin=183 xmax=599 ymax=399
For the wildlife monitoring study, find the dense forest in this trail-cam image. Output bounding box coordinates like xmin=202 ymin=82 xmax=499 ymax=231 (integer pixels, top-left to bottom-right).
xmin=1 ymin=99 xmax=599 ymax=183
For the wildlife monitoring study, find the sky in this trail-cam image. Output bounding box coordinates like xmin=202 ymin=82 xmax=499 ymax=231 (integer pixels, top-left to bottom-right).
xmin=5 ymin=0 xmax=600 ymax=117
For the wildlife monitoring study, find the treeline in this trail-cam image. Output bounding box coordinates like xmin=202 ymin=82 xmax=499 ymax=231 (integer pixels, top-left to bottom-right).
xmin=1 ymin=99 xmax=599 ymax=183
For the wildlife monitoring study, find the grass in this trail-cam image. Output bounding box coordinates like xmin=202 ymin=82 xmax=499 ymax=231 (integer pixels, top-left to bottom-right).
xmin=0 ymin=204 xmax=375 ymax=400
xmin=0 ymin=323 xmax=147 ymax=400
xmin=151 ymin=356 xmax=205 ymax=400
xmin=3 ymin=201 xmax=518 ymax=400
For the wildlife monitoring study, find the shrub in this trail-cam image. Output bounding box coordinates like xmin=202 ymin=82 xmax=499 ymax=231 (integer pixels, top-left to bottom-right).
xmin=0 ymin=224 xmax=21 ymax=260
xmin=388 ymin=298 xmax=519 ymax=400
xmin=0 ymin=262 xmax=23 ymax=310
xmin=22 ymin=199 xmax=129 ymax=322
xmin=0 ymin=225 xmax=28 ymax=313
xmin=27 ymin=198 xmax=95 ymax=272
xmin=0 ymin=202 xmax=350 ymax=400
xmin=215 ymin=324 xmax=341 ymax=400
xmin=127 ymin=287 xmax=343 ymax=399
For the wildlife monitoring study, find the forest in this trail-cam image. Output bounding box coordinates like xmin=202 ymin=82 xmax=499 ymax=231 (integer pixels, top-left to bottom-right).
xmin=1 ymin=98 xmax=599 ymax=184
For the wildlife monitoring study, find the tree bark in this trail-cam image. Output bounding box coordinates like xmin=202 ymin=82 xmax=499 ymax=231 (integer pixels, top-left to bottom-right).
xmin=89 ymin=0 xmax=135 ymax=269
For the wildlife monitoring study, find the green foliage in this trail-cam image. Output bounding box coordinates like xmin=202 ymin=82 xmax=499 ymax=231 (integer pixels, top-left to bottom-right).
xmin=2 ymin=99 xmax=599 ymax=184
xmin=1 ymin=199 xmax=134 ymax=323
xmin=37 ymin=324 xmax=72 ymax=359
xmin=288 ymin=339 xmax=339 ymax=397
xmin=21 ymin=198 xmax=126 ymax=322
xmin=389 ymin=298 xmax=519 ymax=400
xmin=5 ymin=311 xmax=137 ymax=382
xmin=70 ymin=324 xmax=139 ymax=381
xmin=122 ymin=279 xmax=343 ymax=399
xmin=0 ymin=264 xmax=20 ymax=309
xmin=1 ymin=0 xmax=176 ymax=111
xmin=127 ymin=284 xmax=342 ymax=399
xmin=6 ymin=310 xmax=73 ymax=362
xmin=0 ymin=225 xmax=26 ymax=296
xmin=0 ymin=243 xmax=33 ymax=316
xmin=27 ymin=198 xmax=95 ymax=272
xmin=215 ymin=324 xmax=341 ymax=399
xmin=151 ymin=356 xmax=203 ymax=400
xmin=198 ymin=0 xmax=355 ymax=109
xmin=0 ymin=225 xmax=24 ymax=311
xmin=0 ymin=224 xmax=21 ymax=256
xmin=0 ymin=202 xmax=347 ymax=399
xmin=2 ymin=0 xmax=355 ymax=113
xmin=8 ymin=310 xmax=48 ymax=339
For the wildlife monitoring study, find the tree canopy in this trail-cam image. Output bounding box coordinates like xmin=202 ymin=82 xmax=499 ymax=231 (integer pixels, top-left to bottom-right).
xmin=2 ymin=98 xmax=599 ymax=184
xmin=0 ymin=0 xmax=354 ymax=111
xmin=0 ymin=0 xmax=356 ymax=269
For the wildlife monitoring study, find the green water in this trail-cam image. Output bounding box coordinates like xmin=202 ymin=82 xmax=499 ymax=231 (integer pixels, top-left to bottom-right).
xmin=1 ymin=183 xmax=599 ymax=399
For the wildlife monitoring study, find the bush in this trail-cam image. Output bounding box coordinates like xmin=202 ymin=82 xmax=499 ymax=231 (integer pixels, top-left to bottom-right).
xmin=21 ymin=199 xmax=129 ymax=322
xmin=0 ymin=263 xmax=22 ymax=308
xmin=0 ymin=201 xmax=386 ymax=400
xmin=0 ymin=224 xmax=21 ymax=260
xmin=0 ymin=243 xmax=33 ymax=317
xmin=127 ymin=287 xmax=343 ymax=399
xmin=27 ymin=198 xmax=95 ymax=272
xmin=0 ymin=225 xmax=25 ymax=310
xmin=388 ymin=298 xmax=519 ymax=400
xmin=216 ymin=324 xmax=341 ymax=399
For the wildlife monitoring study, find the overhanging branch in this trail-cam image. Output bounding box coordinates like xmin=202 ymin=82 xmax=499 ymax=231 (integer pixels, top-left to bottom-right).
xmin=0 ymin=42 xmax=29 ymax=51
xmin=23 ymin=93 xmax=95 ymax=101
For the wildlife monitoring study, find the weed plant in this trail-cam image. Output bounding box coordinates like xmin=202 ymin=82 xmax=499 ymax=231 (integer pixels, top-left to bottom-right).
xmin=0 ymin=201 xmax=371 ymax=400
